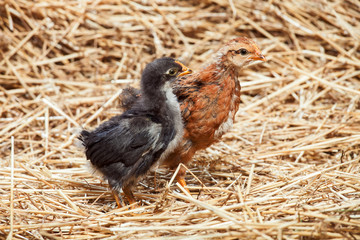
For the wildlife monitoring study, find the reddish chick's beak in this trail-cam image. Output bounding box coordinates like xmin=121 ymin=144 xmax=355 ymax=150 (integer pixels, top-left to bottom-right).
xmin=250 ymin=53 xmax=266 ymax=62
xmin=175 ymin=60 xmax=193 ymax=77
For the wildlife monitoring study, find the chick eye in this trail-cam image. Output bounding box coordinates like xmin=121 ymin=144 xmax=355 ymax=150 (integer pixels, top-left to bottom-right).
xmin=235 ymin=48 xmax=248 ymax=55
xmin=166 ymin=68 xmax=178 ymax=76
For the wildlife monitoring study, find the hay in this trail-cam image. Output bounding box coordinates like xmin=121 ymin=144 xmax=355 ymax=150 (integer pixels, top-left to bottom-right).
xmin=1 ymin=0 xmax=359 ymax=239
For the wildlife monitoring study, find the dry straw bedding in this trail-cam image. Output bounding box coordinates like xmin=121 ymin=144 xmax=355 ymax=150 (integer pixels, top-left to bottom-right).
xmin=1 ymin=0 xmax=360 ymax=239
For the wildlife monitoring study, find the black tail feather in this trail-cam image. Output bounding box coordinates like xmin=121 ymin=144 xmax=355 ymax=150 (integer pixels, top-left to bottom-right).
xmin=78 ymin=129 xmax=90 ymax=146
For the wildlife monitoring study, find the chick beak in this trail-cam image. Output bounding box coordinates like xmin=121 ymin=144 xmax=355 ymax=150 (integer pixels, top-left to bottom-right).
xmin=250 ymin=53 xmax=266 ymax=62
xmin=175 ymin=60 xmax=193 ymax=77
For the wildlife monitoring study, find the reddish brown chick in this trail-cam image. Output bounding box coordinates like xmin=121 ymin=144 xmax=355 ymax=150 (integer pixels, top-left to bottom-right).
xmin=164 ymin=37 xmax=266 ymax=187
xmin=120 ymin=37 xmax=266 ymax=189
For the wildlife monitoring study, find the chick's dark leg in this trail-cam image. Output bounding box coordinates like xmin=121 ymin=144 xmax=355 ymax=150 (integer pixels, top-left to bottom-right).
xmin=112 ymin=189 xmax=124 ymax=208
xmin=123 ymin=185 xmax=137 ymax=207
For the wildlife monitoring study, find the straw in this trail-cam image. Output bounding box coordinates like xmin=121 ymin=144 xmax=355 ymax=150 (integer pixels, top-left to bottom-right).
xmin=1 ymin=0 xmax=359 ymax=239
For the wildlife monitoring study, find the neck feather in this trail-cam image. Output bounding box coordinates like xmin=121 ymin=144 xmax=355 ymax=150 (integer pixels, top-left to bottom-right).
xmin=199 ymin=55 xmax=238 ymax=84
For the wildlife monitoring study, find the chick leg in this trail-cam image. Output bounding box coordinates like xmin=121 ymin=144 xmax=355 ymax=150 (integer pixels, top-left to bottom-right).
xmin=123 ymin=185 xmax=137 ymax=208
xmin=112 ymin=189 xmax=124 ymax=208
xmin=176 ymin=167 xmax=190 ymax=194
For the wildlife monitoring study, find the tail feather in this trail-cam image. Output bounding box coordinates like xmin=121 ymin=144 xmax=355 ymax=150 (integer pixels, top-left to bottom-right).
xmin=78 ymin=129 xmax=90 ymax=147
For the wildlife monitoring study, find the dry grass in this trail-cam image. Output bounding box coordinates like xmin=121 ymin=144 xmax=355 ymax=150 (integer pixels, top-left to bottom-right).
xmin=1 ymin=0 xmax=360 ymax=239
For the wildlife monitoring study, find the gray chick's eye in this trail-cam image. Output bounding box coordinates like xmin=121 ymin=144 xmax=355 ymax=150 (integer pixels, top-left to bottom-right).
xmin=167 ymin=68 xmax=178 ymax=76
xmin=235 ymin=48 xmax=248 ymax=55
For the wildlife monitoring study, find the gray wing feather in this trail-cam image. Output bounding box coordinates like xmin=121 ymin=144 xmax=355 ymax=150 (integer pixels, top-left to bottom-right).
xmin=81 ymin=117 xmax=161 ymax=168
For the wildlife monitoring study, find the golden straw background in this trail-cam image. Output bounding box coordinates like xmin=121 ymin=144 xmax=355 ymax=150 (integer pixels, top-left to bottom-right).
xmin=1 ymin=0 xmax=360 ymax=239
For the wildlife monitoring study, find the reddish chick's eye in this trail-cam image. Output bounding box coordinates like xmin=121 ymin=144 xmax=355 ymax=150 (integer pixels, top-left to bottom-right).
xmin=235 ymin=48 xmax=248 ymax=55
